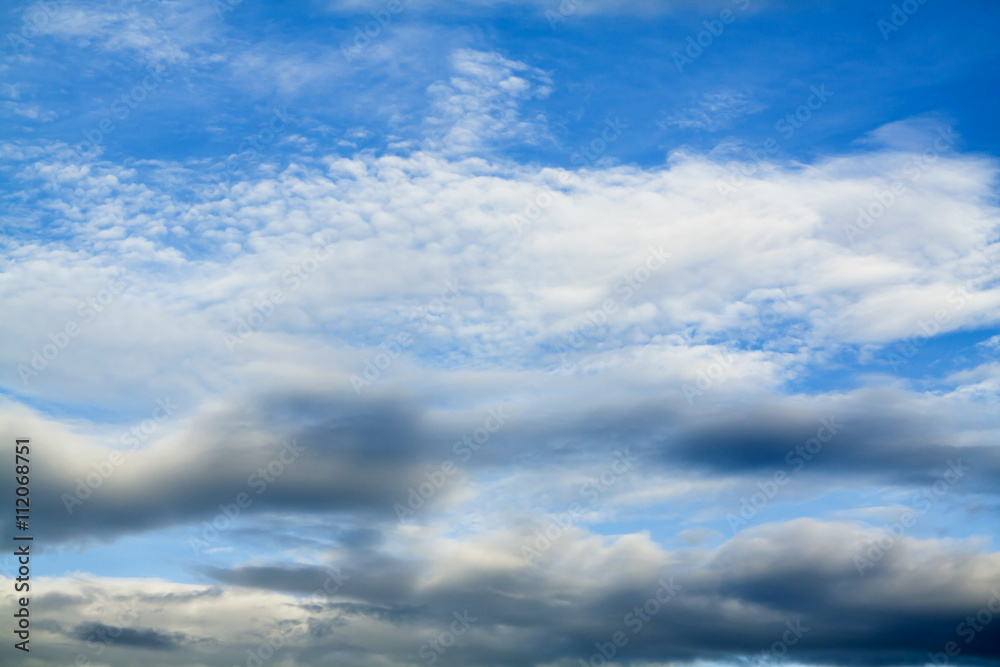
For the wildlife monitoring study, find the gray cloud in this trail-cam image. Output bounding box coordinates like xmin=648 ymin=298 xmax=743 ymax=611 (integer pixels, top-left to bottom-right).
xmin=2 ymin=385 xmax=999 ymax=549
xmin=71 ymin=623 xmax=183 ymax=650
xmin=167 ymin=519 xmax=1000 ymax=666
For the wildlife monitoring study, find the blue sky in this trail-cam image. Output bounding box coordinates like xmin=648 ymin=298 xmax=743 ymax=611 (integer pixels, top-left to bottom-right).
xmin=9 ymin=0 xmax=1000 ymax=169
xmin=2 ymin=1 xmax=1000 ymax=666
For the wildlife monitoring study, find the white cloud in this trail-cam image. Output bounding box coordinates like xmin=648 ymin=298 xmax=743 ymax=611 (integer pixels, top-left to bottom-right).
xmin=661 ymin=91 xmax=765 ymax=131
xmin=424 ymin=49 xmax=553 ymax=154
xmin=1 ymin=115 xmax=998 ymax=413
xmin=32 ymin=0 xmax=247 ymax=67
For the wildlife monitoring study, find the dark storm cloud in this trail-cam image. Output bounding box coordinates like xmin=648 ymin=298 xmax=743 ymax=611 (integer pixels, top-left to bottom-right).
xmin=4 ymin=380 xmax=1000 ymax=667
xmin=192 ymin=519 xmax=1000 ymax=666
xmin=666 ymin=389 xmax=1000 ymax=489
xmin=2 ymin=386 xmax=999 ymax=550
xmin=0 ymin=394 xmax=480 ymax=544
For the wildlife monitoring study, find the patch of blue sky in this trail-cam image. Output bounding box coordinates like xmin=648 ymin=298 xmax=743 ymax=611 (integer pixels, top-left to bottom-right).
xmin=784 ymin=325 xmax=1000 ymax=395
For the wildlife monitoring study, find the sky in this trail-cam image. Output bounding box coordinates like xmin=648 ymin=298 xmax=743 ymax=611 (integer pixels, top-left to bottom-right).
xmin=1 ymin=0 xmax=1000 ymax=665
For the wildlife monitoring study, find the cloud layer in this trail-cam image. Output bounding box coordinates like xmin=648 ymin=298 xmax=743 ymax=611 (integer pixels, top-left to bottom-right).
xmin=2 ymin=2 xmax=1000 ymax=665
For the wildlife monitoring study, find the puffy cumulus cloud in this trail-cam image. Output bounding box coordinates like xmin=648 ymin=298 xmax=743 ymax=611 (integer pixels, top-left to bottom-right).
xmin=424 ymin=49 xmax=553 ymax=154
xmin=3 ymin=521 xmax=1000 ymax=666
xmin=2 ymin=116 xmax=999 ymax=414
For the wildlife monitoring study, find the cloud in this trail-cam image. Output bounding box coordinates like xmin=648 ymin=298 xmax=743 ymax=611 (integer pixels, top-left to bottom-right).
xmin=71 ymin=623 xmax=183 ymax=650
xmin=2 ymin=29 xmax=999 ymax=667
xmin=2 ymin=381 xmax=998 ymax=553
xmin=36 ymin=0 xmax=214 ymax=65
xmin=424 ymin=49 xmax=553 ymax=153
xmin=3 ymin=120 xmax=998 ymax=412
xmin=5 ymin=520 xmax=1000 ymax=666
xmin=661 ymin=91 xmax=765 ymax=131
xmin=325 ymin=0 xmax=776 ymax=18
